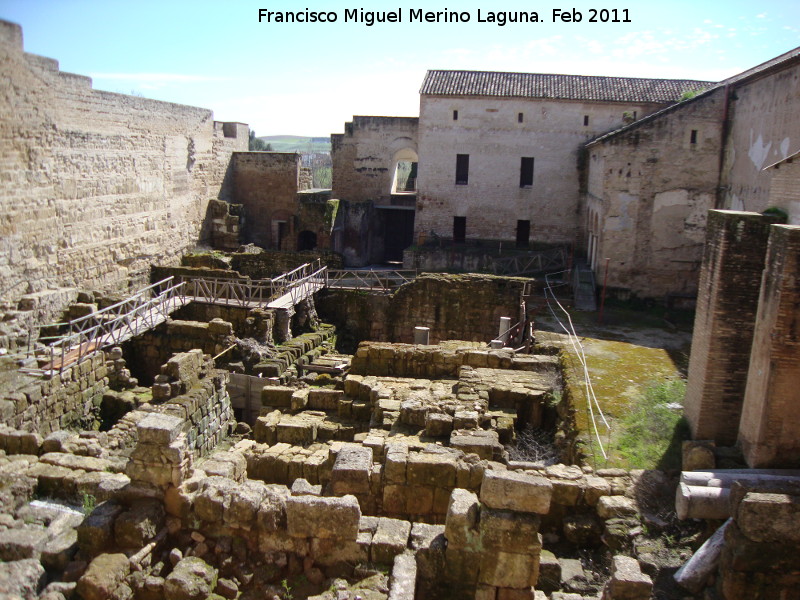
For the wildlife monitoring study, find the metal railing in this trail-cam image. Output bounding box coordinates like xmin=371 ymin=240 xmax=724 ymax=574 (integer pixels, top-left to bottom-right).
xmin=14 ymin=262 xmax=333 ymax=376
xmin=326 ymin=269 xmax=417 ymax=292
xmin=20 ymin=277 xmax=187 ymax=375
xmin=493 ymin=247 xmax=568 ymax=276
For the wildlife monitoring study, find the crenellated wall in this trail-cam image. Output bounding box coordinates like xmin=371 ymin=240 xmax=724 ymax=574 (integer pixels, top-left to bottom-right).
xmin=0 ymin=19 xmax=247 ymax=309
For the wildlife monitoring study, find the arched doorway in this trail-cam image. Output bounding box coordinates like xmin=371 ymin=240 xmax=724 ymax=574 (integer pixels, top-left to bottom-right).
xmin=297 ymin=230 xmax=317 ymax=251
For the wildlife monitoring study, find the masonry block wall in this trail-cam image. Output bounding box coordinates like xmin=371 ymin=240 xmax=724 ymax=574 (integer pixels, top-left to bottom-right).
xmin=415 ymin=95 xmax=666 ymax=246
xmin=232 ymin=152 xmax=303 ymax=249
xmin=0 ymin=20 xmax=248 ymax=306
xmin=684 ymin=210 xmax=777 ymax=445
xmin=738 ymin=225 xmax=800 ymax=467
xmin=721 ymin=57 xmax=800 ymax=214
xmin=331 ymin=116 xmax=419 ymax=266
xmin=331 ymin=116 xmax=419 ymax=204
xmin=583 ymin=88 xmax=725 ymax=298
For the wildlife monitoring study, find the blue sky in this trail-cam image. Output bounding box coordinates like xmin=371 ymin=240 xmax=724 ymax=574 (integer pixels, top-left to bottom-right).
xmin=2 ymin=1 xmax=799 ymax=136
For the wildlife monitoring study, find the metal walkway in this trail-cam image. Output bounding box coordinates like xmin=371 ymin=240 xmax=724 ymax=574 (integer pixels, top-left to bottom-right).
xmin=18 ymin=261 xmax=422 ymax=375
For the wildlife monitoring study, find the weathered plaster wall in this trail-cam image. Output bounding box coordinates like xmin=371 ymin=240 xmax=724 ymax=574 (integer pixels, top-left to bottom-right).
xmin=584 ymin=90 xmax=725 ymax=297
xmin=331 ymin=116 xmax=419 ymax=266
xmin=415 ymin=95 xmax=667 ymax=245
xmin=0 ymin=20 xmax=248 ymax=305
xmin=232 ymin=152 xmax=302 ymax=249
xmin=721 ymin=59 xmax=800 ymax=217
xmin=331 ymin=116 xmax=419 ymax=204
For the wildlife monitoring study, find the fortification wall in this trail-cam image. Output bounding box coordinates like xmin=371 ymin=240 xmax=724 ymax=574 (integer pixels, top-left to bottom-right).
xmin=584 ymin=89 xmax=725 ymax=298
xmin=721 ymin=58 xmax=800 ymax=217
xmin=232 ymin=152 xmax=301 ymax=249
xmin=0 ymin=20 xmax=247 ymax=307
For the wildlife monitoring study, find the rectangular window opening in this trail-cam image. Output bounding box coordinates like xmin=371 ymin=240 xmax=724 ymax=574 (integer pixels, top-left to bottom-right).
xmin=519 ymin=157 xmax=534 ymax=188
xmin=453 ymin=110 xmax=458 ymax=121
xmin=690 ymin=129 xmax=698 ymax=144
xmin=583 ymin=115 xmax=589 ymax=126
xmin=453 ymin=216 xmax=466 ymax=244
xmin=518 ymin=112 xmax=524 ymax=123
xmin=516 ymin=220 xmax=530 ymax=248
xmin=456 ymin=154 xmax=469 ymax=185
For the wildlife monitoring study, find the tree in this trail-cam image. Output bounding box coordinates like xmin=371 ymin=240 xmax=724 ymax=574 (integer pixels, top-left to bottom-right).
xmin=249 ymin=130 xmax=272 ymax=151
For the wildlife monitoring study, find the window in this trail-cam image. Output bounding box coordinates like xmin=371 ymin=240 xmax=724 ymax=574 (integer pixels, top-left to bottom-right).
xmin=456 ymin=154 xmax=469 ymax=185
xmin=516 ymin=220 xmax=530 ymax=248
xmin=519 ymin=157 xmax=534 ymax=188
xmin=518 ymin=112 xmax=524 ymax=123
xmin=690 ymin=129 xmax=698 ymax=144
xmin=583 ymin=115 xmax=589 ymax=126
xmin=453 ymin=110 xmax=458 ymax=121
xmin=453 ymin=217 xmax=466 ymax=243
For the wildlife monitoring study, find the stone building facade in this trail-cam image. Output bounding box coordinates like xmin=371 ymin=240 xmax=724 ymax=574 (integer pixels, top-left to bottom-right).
xmin=0 ymin=19 xmax=248 ymax=305
xmin=584 ymin=48 xmax=800 ymax=299
xmin=413 ymin=71 xmax=705 ymax=247
xmin=331 ymin=116 xmax=419 ymax=265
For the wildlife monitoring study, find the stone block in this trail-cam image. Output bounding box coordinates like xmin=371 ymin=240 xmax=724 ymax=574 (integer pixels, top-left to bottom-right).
xmin=425 ymin=412 xmax=454 ymax=437
xmin=583 ymin=476 xmax=612 ymax=506
xmin=384 ymin=443 xmax=408 ymax=484
xmin=383 ymin=484 xmax=407 ymax=514
xmin=164 ymin=556 xmax=217 ymax=600
xmin=601 ymin=555 xmax=652 ymax=600
xmin=480 ymin=470 xmax=552 ymax=514
xmin=410 ymin=522 xmax=447 ymax=582
xmin=77 ymin=501 xmax=124 ymax=556
xmin=682 ymin=440 xmax=716 ymax=471
xmin=76 ymin=553 xmax=131 ymax=600
xmin=276 ymin=416 xmax=317 ymax=445
xmin=551 ymin=479 xmax=584 ymax=506
xmin=330 ymin=445 xmax=373 ymax=495
xmin=478 ymin=550 xmax=538 ymax=589
xmin=114 ymin=499 xmax=165 ymax=549
xmin=479 ymin=509 xmax=542 ymax=554
xmin=41 ymin=527 xmax=78 ymax=571
xmin=261 ymin=386 xmax=293 ymax=408
xmin=451 ymin=430 xmax=503 ymax=460
xmin=405 ymin=484 xmax=434 ymax=515
xmin=291 ymin=388 xmax=309 ymax=412
xmin=371 ymin=517 xmax=412 ymax=565
xmin=597 ymin=496 xmax=638 ymax=519
xmin=137 ymin=413 xmax=184 ymax=445
xmin=388 ymin=553 xmax=417 ymax=600
xmin=559 ymin=558 xmax=591 ymax=594
xmin=737 ymin=491 xmax=800 ymax=543
xmin=407 ymin=451 xmax=457 ymax=488
xmin=308 ymin=388 xmax=343 ymax=410
xmin=0 ymin=526 xmax=48 ymax=561
xmin=537 ymin=549 xmax=561 ymax=593
xmin=445 ymin=488 xmax=480 ymax=549
xmin=286 ymin=494 xmax=361 ymax=539
xmin=0 ymin=558 xmax=46 ymax=600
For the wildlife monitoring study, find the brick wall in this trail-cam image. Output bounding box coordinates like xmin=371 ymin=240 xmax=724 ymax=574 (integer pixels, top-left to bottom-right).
xmin=0 ymin=20 xmax=247 ymax=308
xmin=738 ymin=225 xmax=800 ymax=467
xmin=684 ymin=210 xmax=778 ymax=444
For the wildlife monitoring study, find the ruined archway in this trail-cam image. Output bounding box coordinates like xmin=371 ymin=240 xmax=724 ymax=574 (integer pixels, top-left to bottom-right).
xmin=390 ymin=147 xmax=419 ymax=194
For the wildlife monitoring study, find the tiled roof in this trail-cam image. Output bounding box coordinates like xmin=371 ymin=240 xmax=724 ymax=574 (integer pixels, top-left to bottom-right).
xmin=420 ymin=70 xmax=715 ymax=103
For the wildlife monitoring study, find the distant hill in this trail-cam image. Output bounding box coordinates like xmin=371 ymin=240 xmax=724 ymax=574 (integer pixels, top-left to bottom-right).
xmin=259 ymin=135 xmax=331 ymax=153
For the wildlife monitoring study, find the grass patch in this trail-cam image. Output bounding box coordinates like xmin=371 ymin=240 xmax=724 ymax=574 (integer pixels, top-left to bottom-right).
xmin=615 ymin=379 xmax=689 ymax=470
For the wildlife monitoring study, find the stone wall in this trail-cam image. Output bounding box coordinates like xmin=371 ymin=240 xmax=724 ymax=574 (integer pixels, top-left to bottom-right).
xmin=331 ymin=116 xmax=419 ymax=266
xmin=0 ymin=351 xmax=109 ymax=436
xmin=0 ymin=20 xmax=248 ymax=308
xmin=316 ymin=273 xmax=528 ymax=351
xmin=331 ymin=116 xmax=419 ymax=205
xmin=584 ymin=89 xmax=725 ymax=298
xmin=232 ymin=152 xmax=302 ymax=249
xmin=415 ymin=95 xmax=668 ymax=246
xmin=721 ymin=55 xmax=800 ymax=216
